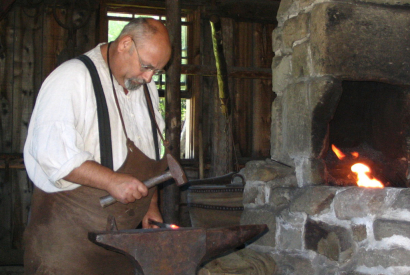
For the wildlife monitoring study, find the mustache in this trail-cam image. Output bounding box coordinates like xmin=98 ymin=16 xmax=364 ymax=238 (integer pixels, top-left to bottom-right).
xmin=125 ymin=78 xmax=146 ymax=91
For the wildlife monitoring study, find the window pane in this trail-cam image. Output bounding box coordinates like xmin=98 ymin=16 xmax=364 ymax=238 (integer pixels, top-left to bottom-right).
xmin=108 ymin=12 xmax=133 ymax=18
xmin=108 ymin=21 xmax=129 ymax=42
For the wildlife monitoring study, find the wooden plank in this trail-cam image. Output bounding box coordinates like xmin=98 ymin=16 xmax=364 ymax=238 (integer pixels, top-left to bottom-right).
xmin=181 ymin=64 xmax=271 ymax=79
xmin=163 ymin=0 xmax=182 ymax=224
xmin=252 ymin=23 xmax=275 ymax=158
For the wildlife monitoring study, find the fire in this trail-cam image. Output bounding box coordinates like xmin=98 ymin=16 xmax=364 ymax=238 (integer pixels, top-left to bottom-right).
xmin=170 ymin=224 xmax=179 ymax=229
xmin=331 ymin=144 xmax=384 ymax=188
xmin=351 ymin=163 xmax=384 ymax=188
xmin=332 ymin=144 xmax=346 ymax=160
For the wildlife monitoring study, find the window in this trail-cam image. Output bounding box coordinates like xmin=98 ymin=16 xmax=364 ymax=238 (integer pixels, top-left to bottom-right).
xmin=107 ymin=8 xmax=192 ymax=159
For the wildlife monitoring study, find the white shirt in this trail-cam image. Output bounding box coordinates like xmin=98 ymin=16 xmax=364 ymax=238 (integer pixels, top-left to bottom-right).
xmin=23 ymin=44 xmax=164 ymax=193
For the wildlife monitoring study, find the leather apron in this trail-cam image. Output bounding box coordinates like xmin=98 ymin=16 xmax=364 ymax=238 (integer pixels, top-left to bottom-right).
xmin=24 ymin=53 xmax=168 ymax=275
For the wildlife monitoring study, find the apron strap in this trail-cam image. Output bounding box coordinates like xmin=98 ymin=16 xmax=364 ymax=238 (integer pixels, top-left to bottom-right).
xmin=144 ymin=84 xmax=162 ymax=161
xmin=76 ymin=55 xmax=113 ymax=170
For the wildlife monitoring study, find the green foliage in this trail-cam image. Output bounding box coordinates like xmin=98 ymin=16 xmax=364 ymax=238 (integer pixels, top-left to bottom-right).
xmin=108 ymin=21 xmax=128 ymax=42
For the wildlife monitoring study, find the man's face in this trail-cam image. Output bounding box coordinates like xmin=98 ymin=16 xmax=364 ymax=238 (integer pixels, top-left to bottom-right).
xmin=117 ymin=32 xmax=170 ymax=92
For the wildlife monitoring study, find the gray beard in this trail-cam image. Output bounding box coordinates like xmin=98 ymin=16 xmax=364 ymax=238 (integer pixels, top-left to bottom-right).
xmin=125 ymin=78 xmax=146 ymax=91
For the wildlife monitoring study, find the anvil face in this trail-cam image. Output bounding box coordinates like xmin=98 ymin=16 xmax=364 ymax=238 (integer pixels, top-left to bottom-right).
xmin=88 ymin=224 xmax=267 ymax=275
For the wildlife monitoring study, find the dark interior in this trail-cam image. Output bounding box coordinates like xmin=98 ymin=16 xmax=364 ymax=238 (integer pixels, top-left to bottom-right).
xmin=325 ymin=81 xmax=410 ymax=187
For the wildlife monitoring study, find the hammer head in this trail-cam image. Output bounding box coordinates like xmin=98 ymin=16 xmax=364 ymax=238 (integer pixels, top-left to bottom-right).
xmin=166 ymin=154 xmax=188 ymax=186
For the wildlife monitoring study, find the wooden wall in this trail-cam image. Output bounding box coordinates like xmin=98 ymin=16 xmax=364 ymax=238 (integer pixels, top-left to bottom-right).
xmin=0 ymin=0 xmax=274 ymax=264
xmin=0 ymin=2 xmax=97 ymax=264
xmin=188 ymin=8 xmax=275 ymax=176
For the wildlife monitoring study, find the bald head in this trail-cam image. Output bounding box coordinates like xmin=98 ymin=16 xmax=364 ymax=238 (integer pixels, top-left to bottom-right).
xmin=118 ymin=18 xmax=170 ymax=50
xmin=105 ymin=18 xmax=171 ymax=91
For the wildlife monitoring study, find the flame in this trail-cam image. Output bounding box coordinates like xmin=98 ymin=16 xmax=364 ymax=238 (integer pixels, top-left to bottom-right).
xmin=170 ymin=224 xmax=179 ymax=229
xmin=331 ymin=144 xmax=384 ymax=188
xmin=332 ymin=144 xmax=346 ymax=160
xmin=351 ymin=163 xmax=384 ymax=188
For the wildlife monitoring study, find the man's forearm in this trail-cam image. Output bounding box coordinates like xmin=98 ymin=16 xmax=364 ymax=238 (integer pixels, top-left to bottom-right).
xmin=63 ymin=160 xmax=148 ymax=203
xmin=63 ymin=160 xmax=116 ymax=191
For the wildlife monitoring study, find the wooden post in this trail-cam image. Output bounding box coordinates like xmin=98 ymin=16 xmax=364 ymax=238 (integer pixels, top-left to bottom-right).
xmin=163 ymin=0 xmax=181 ymax=224
xmin=209 ymin=15 xmax=233 ymax=175
xmin=209 ymin=15 xmax=230 ymax=117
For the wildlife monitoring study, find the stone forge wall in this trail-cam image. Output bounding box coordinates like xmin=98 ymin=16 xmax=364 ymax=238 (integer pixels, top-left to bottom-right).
xmin=271 ymin=0 xmax=410 ymax=186
xmin=240 ymin=160 xmax=410 ymax=275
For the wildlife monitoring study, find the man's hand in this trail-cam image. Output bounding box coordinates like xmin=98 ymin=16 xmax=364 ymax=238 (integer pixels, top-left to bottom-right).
xmin=63 ymin=160 xmax=148 ymax=204
xmin=106 ymin=173 xmax=148 ymax=204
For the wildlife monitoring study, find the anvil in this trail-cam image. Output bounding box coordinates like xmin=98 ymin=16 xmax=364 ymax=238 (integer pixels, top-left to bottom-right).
xmin=88 ymin=224 xmax=267 ymax=275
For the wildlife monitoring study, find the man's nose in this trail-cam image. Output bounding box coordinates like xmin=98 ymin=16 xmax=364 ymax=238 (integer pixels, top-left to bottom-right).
xmin=142 ymin=70 xmax=155 ymax=83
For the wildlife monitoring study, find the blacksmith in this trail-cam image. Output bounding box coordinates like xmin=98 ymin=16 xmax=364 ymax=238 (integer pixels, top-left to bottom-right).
xmin=23 ymin=18 xmax=171 ymax=274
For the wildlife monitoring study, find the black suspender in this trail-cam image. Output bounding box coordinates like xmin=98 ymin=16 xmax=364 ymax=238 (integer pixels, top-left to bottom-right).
xmin=76 ymin=55 xmax=114 ymax=170
xmin=76 ymin=55 xmax=161 ymax=167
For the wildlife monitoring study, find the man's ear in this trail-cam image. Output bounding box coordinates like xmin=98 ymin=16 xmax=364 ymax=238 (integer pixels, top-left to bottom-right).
xmin=117 ymin=36 xmax=133 ymax=53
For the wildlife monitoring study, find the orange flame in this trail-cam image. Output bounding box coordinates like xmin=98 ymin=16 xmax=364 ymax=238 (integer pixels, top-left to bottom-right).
xmin=351 ymin=163 xmax=384 ymax=188
xmin=332 ymin=144 xmax=346 ymax=160
xmin=331 ymin=144 xmax=384 ymax=188
xmin=170 ymin=224 xmax=179 ymax=229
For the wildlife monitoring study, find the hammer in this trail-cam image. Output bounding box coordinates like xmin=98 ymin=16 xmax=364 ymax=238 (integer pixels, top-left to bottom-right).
xmin=99 ymin=154 xmax=188 ymax=208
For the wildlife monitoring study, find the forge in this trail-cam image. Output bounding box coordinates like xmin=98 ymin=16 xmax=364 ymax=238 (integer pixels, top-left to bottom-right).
xmin=239 ymin=0 xmax=410 ymax=274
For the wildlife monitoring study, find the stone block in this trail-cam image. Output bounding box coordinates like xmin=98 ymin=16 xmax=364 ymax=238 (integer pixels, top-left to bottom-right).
xmin=292 ymin=42 xmax=310 ymax=79
xmin=294 ymin=157 xmax=325 ymax=186
xmin=272 ymin=27 xmax=282 ymax=53
xmin=290 ymin=186 xmax=337 ymax=215
xmin=310 ymin=2 xmax=410 ymax=85
xmin=355 ymin=247 xmax=410 ymax=268
xmin=391 ymin=188 xmax=410 ymax=210
xmin=283 ymin=82 xmax=311 ymax=156
xmin=352 ymin=223 xmax=367 ymax=242
xmin=357 ymin=0 xmax=410 ymax=4
xmin=309 ymin=78 xmax=342 ymax=157
xmin=241 ymin=209 xmax=276 ymax=248
xmin=268 ymin=187 xmax=292 ymax=210
xmin=272 ymin=55 xmax=292 ymax=93
xmin=243 ymin=182 xmax=266 ymax=206
xmin=276 ymin=210 xmax=306 ymax=250
xmin=282 ymin=12 xmax=310 ymax=48
xmin=299 ymin=0 xmax=317 ymax=10
xmin=334 ymin=187 xmax=389 ymax=220
xmin=282 ymin=78 xmax=342 ymax=160
xmin=374 ymin=219 xmax=410 ymax=240
xmin=277 ymin=0 xmax=297 ymax=24
xmin=241 ymin=159 xmax=293 ymax=182
xmin=305 ymin=218 xmax=354 ymax=263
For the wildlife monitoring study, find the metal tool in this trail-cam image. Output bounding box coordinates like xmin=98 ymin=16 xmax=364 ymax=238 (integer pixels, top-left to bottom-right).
xmin=99 ymin=154 xmax=188 ymax=207
xmin=88 ymin=223 xmax=268 ymax=275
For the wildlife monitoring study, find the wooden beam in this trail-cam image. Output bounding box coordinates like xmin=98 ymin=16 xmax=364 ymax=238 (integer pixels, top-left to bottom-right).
xmin=181 ymin=64 xmax=272 ymax=79
xmin=163 ymin=0 xmax=182 ymax=224
xmin=0 ymin=0 xmax=16 ymax=21
xmin=218 ymin=0 xmax=280 ymax=24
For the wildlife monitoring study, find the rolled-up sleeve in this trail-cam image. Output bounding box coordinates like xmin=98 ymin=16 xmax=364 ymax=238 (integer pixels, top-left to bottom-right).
xmin=29 ymin=122 xmax=94 ymax=187
xmin=24 ymin=59 xmax=99 ymax=192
